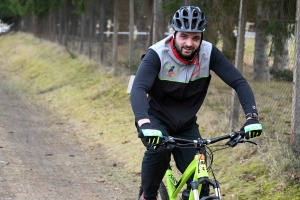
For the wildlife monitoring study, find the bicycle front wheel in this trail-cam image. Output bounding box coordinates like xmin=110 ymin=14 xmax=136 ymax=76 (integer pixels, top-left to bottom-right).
xmin=138 ymin=182 xmax=169 ymax=200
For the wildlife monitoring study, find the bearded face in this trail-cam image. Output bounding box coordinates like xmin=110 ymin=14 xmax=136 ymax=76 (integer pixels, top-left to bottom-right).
xmin=173 ymin=31 xmax=202 ymax=59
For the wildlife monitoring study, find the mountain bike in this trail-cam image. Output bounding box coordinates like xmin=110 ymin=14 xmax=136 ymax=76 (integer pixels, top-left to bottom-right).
xmin=138 ymin=130 xmax=258 ymax=200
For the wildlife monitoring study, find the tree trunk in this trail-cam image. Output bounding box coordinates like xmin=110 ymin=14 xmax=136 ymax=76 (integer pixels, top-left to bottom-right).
xmin=152 ymin=0 xmax=158 ymax=43
xmin=113 ymin=0 xmax=129 ymax=45
xmin=253 ymin=0 xmax=270 ymax=81
xmin=220 ymin=22 xmax=237 ymax=63
xmin=70 ymin=12 xmax=78 ymax=50
xmin=112 ymin=0 xmax=119 ymax=71
xmin=48 ymin=13 xmax=53 ymax=41
xmin=136 ymin=0 xmax=153 ymax=49
xmin=59 ymin=7 xmax=63 ymax=45
xmin=157 ymin=0 xmax=165 ymax=41
xmin=230 ymin=0 xmax=247 ymax=131
xmin=128 ymin=0 xmax=134 ymax=73
xmin=88 ymin=0 xmax=94 ymax=60
xmin=291 ymin=0 xmax=300 ymax=152
xmin=79 ymin=14 xmax=86 ymax=54
xmin=152 ymin=0 xmax=164 ymax=44
xmin=53 ymin=10 xmax=58 ymax=43
xmin=64 ymin=0 xmax=71 ymax=48
xmin=98 ymin=0 xmax=105 ymax=63
xmin=272 ymin=34 xmax=289 ymax=70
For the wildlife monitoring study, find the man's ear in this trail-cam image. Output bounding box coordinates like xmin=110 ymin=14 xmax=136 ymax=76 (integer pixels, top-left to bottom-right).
xmin=172 ymin=30 xmax=175 ymax=38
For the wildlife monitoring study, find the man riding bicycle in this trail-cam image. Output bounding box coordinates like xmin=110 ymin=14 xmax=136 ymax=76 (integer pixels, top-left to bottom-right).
xmin=130 ymin=6 xmax=263 ymax=200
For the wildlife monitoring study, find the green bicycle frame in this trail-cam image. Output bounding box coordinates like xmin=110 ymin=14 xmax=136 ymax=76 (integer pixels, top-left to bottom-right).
xmin=165 ymin=153 xmax=208 ymax=200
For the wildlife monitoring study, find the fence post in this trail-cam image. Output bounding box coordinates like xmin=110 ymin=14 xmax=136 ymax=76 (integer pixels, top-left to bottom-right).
xmin=291 ymin=0 xmax=300 ymax=152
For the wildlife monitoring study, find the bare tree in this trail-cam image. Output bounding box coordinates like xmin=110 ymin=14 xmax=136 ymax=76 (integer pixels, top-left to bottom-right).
xmin=59 ymin=6 xmax=63 ymax=45
xmin=129 ymin=0 xmax=134 ymax=72
xmin=150 ymin=0 xmax=165 ymax=45
xmin=79 ymin=13 xmax=86 ymax=54
xmin=253 ymin=0 xmax=270 ymax=81
xmin=270 ymin=0 xmax=294 ymax=71
xmin=272 ymin=35 xmax=289 ymax=70
xmin=230 ymin=0 xmax=247 ymax=131
xmin=88 ymin=0 xmax=95 ymax=60
xmin=98 ymin=0 xmax=105 ymax=63
xmin=112 ymin=0 xmax=119 ymax=71
xmin=211 ymin=1 xmax=239 ymax=62
xmin=152 ymin=0 xmax=159 ymax=43
xmin=291 ymin=0 xmax=300 ymax=152
xmin=136 ymin=0 xmax=153 ymax=49
xmin=63 ymin=0 xmax=72 ymax=49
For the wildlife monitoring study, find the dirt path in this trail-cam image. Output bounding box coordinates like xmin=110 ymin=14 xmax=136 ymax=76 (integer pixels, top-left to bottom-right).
xmin=0 ymin=73 xmax=137 ymax=199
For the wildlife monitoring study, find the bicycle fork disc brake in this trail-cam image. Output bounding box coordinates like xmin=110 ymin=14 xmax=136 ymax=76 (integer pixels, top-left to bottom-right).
xmin=191 ymin=154 xmax=221 ymax=200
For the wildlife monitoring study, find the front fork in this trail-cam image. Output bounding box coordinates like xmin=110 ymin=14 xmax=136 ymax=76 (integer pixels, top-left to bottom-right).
xmin=190 ymin=179 xmax=221 ymax=200
xmin=189 ymin=154 xmax=222 ymax=200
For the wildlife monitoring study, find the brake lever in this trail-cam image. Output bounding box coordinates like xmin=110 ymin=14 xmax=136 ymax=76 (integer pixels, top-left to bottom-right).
xmin=226 ymin=132 xmax=259 ymax=147
xmin=162 ymin=136 xmax=177 ymax=151
xmin=226 ymin=138 xmax=239 ymax=147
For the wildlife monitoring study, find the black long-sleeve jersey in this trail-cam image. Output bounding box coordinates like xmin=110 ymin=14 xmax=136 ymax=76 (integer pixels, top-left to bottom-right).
xmin=130 ymin=36 xmax=258 ymax=133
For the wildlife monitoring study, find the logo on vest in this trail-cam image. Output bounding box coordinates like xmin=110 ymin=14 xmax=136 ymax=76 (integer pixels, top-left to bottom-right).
xmin=166 ymin=65 xmax=179 ymax=78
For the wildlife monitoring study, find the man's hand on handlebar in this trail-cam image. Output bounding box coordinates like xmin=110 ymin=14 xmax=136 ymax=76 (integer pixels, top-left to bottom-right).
xmin=241 ymin=118 xmax=263 ymax=139
xmin=138 ymin=123 xmax=163 ymax=149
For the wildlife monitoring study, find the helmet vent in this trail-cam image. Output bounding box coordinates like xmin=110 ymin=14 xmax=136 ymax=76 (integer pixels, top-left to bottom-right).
xmin=193 ymin=11 xmax=198 ymax=17
xmin=176 ymin=19 xmax=182 ymax=28
xmin=183 ymin=10 xmax=188 ymax=16
xmin=183 ymin=19 xmax=189 ymax=29
xmin=191 ymin=19 xmax=197 ymax=29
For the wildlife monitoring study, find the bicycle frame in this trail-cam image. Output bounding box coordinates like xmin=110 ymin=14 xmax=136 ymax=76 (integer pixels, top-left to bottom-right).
xmin=165 ymin=152 xmax=221 ymax=200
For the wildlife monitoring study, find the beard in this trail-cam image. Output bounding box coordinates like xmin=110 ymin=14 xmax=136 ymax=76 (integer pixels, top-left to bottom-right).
xmin=174 ymin=39 xmax=199 ymax=60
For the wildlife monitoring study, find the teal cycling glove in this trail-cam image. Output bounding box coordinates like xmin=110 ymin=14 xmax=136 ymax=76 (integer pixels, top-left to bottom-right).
xmin=138 ymin=123 xmax=162 ymax=148
xmin=241 ymin=119 xmax=263 ymax=139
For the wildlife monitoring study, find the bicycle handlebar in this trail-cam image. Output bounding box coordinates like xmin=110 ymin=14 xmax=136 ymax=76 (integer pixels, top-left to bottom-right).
xmin=161 ymin=131 xmax=257 ymax=148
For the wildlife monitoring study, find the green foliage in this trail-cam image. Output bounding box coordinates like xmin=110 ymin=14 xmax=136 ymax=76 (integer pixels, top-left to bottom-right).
xmin=71 ymin=0 xmax=90 ymax=14
xmin=0 ymin=0 xmax=19 ymax=23
xmin=265 ymin=0 xmax=297 ymax=37
xmin=2 ymin=0 xmax=62 ymax=18
xmin=162 ymin=0 xmax=182 ymax=13
xmin=1 ymin=0 xmax=93 ymax=20
xmin=270 ymin=68 xmax=293 ymax=82
xmin=34 ymin=0 xmax=62 ymax=16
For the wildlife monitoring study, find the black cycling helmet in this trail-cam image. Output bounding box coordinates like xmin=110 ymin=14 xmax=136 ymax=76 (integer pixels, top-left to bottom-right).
xmin=172 ymin=6 xmax=207 ymax=33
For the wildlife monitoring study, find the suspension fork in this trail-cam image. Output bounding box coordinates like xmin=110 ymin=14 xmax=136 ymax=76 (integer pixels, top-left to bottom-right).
xmin=190 ymin=153 xmax=222 ymax=200
xmin=188 ymin=153 xmax=208 ymax=200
